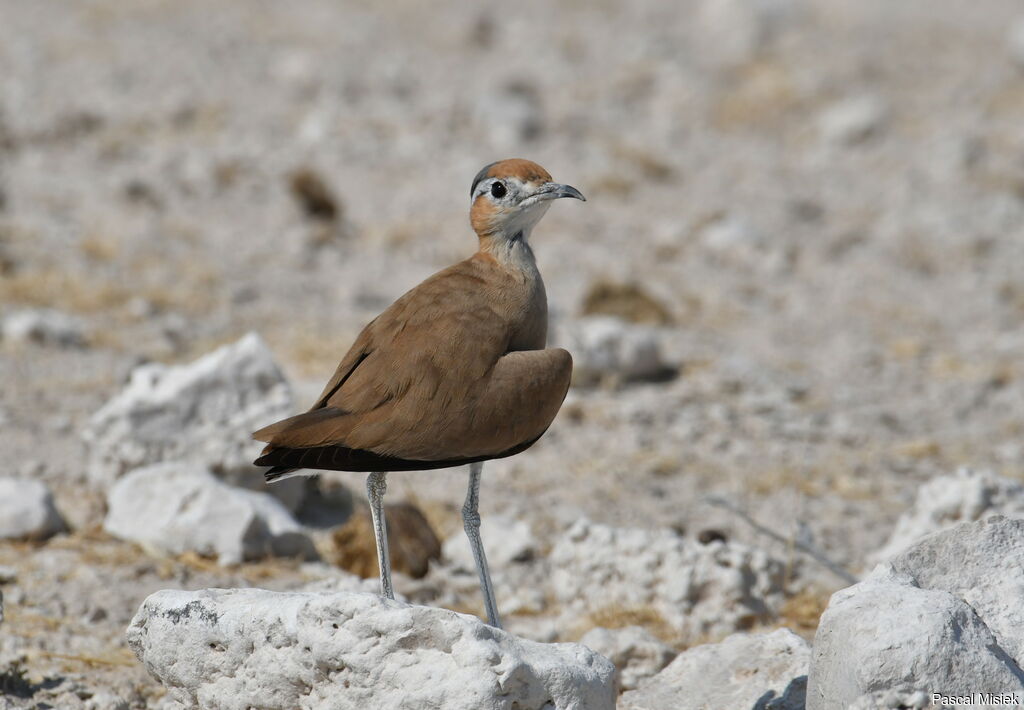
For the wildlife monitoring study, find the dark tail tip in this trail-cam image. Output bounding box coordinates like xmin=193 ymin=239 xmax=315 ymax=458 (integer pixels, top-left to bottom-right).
xmin=264 ymin=466 xmax=298 ymax=482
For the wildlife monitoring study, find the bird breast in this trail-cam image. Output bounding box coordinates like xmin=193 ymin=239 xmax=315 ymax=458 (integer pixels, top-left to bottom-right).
xmin=504 ymin=270 xmax=548 ymax=353
xmin=476 ymin=236 xmax=549 ymax=353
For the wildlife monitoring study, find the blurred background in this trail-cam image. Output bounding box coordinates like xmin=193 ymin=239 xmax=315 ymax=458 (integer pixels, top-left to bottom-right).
xmin=2 ymin=0 xmax=1024 ymax=705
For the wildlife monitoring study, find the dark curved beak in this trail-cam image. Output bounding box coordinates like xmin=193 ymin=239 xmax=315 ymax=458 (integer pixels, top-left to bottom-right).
xmin=534 ymin=182 xmax=586 ymax=202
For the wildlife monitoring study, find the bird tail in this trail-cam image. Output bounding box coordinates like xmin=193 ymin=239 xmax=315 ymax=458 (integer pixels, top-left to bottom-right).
xmin=264 ymin=466 xmax=301 ymax=483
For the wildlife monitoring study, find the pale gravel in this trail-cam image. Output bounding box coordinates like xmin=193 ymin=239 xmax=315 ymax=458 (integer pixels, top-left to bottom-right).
xmin=1 ymin=0 xmax=1023 ymax=705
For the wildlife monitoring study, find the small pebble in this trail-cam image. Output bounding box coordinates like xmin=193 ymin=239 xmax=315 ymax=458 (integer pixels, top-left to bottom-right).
xmin=698 ymin=529 xmax=728 ymax=545
xmin=818 ymin=96 xmax=888 ymax=146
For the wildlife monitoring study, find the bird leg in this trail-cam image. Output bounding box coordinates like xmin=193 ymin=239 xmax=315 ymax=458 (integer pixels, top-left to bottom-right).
xmin=366 ymin=471 xmax=394 ymax=600
xmin=463 ymin=461 xmax=502 ymax=628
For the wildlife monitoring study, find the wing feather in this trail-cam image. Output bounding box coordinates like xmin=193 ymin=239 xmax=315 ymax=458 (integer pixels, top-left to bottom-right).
xmin=253 ymin=253 xmax=571 ymax=470
xmin=256 ymin=257 xmax=510 ymax=454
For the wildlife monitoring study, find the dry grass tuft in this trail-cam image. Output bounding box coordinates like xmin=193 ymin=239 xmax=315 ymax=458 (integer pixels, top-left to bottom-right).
xmin=0 ymin=265 xmax=132 ymax=314
xmin=409 ymin=496 xmax=462 ymax=544
xmin=446 ymin=600 xmax=486 ymax=619
xmin=772 ymin=587 xmax=832 ymax=638
xmin=610 ymin=142 xmax=677 ymax=182
xmin=893 ymin=438 xmax=942 ymax=461
xmin=0 ymin=658 xmax=33 ymax=696
xmin=78 ymin=232 xmax=122 ymax=262
xmin=326 ymin=503 xmax=441 ymax=580
xmin=581 ymin=280 xmax=674 ymax=326
xmin=747 ymin=465 xmax=825 ymax=497
xmin=289 ymin=168 xmax=340 ymax=222
xmin=711 ymin=59 xmax=801 ymax=131
xmin=0 ymin=245 xmax=223 ymax=321
xmin=32 ymin=649 xmax=137 ymax=669
xmin=581 ymin=604 xmax=677 ymax=645
xmin=43 ymin=527 xmax=149 ymax=569
xmin=586 ymin=174 xmax=636 ymax=198
xmin=170 ymin=551 xmax=305 ymax=580
xmin=278 ymin=325 xmax=358 ymax=377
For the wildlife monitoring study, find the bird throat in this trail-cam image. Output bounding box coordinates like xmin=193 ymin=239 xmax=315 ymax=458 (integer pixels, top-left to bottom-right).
xmin=481 ymin=229 xmax=539 ymax=277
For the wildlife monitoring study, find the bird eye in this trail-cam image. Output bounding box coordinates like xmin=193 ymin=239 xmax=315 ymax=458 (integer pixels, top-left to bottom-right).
xmin=490 ymin=181 xmax=507 ymax=199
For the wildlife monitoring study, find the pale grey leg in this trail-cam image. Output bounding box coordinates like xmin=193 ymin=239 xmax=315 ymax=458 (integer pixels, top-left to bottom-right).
xmin=463 ymin=461 xmax=502 ymax=628
xmin=366 ymin=471 xmax=393 ymax=600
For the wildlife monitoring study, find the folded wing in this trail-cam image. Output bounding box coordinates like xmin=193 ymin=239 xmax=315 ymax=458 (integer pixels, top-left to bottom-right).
xmin=252 ymin=259 xmax=572 ymax=472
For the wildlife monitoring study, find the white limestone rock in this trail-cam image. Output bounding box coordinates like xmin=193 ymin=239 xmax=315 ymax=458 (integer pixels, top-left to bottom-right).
xmin=0 ymin=477 xmax=64 ymax=540
xmin=700 ymin=213 xmax=764 ymax=254
xmin=807 ymin=516 xmax=1024 ymax=710
xmin=437 ymin=515 xmax=547 ymax=617
xmin=871 ymin=467 xmax=1024 ymax=564
xmin=696 ymin=212 xmax=799 ymax=273
xmin=443 ymin=515 xmax=538 ymax=570
xmin=620 ymin=629 xmax=809 ymax=710
xmin=297 ymin=569 xmax=387 ymax=597
xmin=693 ymin=0 xmax=797 ymax=69
xmin=1 ymin=308 xmax=86 ymax=347
xmin=474 ymin=81 xmax=544 ymax=147
xmin=818 ymin=95 xmax=888 ymax=146
xmin=82 ymin=332 xmax=302 ymax=508
xmin=104 ymin=462 xmax=315 ymax=565
xmin=127 ymin=588 xmax=617 ymax=710
xmin=84 ymin=693 xmax=129 ymax=710
xmin=549 ymin=519 xmax=785 ymax=641
xmin=1009 ymin=17 xmax=1024 ymax=70
xmin=843 ymin=689 xmax=932 ymax=710
xmin=557 ymin=317 xmax=671 ymax=385
xmin=579 ymin=626 xmax=676 ymax=692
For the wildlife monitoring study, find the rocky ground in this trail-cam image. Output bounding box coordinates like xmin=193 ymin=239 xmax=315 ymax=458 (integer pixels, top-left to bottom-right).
xmin=3 ymin=0 xmax=1024 ymax=708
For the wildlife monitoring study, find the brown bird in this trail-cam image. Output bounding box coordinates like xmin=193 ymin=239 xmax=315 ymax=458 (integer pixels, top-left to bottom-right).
xmin=253 ymin=159 xmax=584 ymax=627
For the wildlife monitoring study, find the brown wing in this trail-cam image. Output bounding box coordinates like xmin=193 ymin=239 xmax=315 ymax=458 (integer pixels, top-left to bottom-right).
xmin=253 ymin=348 xmax=571 ymax=472
xmin=253 ymin=256 xmax=570 ymax=469
xmin=252 ymin=257 xmax=507 ymax=442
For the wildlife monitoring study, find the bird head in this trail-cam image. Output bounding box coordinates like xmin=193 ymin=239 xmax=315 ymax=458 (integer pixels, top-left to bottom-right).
xmin=469 ymin=159 xmax=585 ymax=241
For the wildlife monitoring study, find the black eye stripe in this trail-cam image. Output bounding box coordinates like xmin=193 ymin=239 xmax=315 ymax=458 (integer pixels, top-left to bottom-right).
xmin=490 ymin=181 xmax=507 ymax=198
xmin=470 ymin=162 xmax=499 ymax=196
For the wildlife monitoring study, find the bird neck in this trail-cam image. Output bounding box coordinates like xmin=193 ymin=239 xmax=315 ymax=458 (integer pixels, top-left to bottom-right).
xmin=477 ymin=229 xmax=539 ymax=277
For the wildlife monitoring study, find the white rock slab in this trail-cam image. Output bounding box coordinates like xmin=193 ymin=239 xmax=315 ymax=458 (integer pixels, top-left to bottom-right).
xmin=556 ymin=317 xmax=671 ymax=385
xmin=693 ymin=0 xmax=796 ymax=69
xmin=818 ymin=95 xmax=888 ymax=146
xmin=82 ymin=332 xmax=301 ymax=508
xmin=579 ymin=626 xmax=676 ymax=692
xmin=104 ymin=462 xmax=315 ymax=565
xmin=127 ymin=588 xmax=617 ymax=710
xmin=808 ymin=516 xmax=1024 ymax=710
xmin=443 ymin=515 xmax=537 ymax=570
xmin=0 ymin=477 xmax=64 ymax=540
xmin=1 ymin=308 xmax=86 ymax=347
xmin=871 ymin=467 xmax=1024 ymax=564
xmin=82 ymin=332 xmax=290 ymax=482
xmin=1009 ymin=17 xmax=1024 ymax=70
xmin=620 ymin=629 xmax=809 ymax=710
xmin=550 ymin=519 xmax=785 ymax=642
